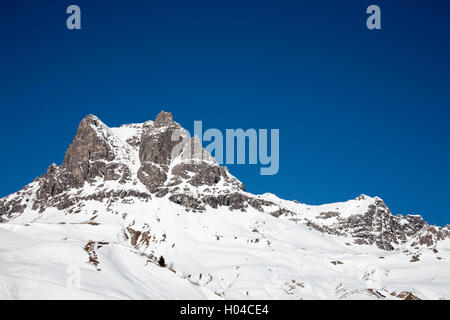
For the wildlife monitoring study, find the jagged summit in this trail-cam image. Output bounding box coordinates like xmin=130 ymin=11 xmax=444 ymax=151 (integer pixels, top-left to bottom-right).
xmin=0 ymin=110 xmax=449 ymax=250
xmin=1 ymin=111 xmax=248 ymax=214
xmin=0 ymin=110 xmax=450 ymax=299
xmin=154 ymin=110 xmax=174 ymax=126
xmin=81 ymin=113 xmax=102 ymax=122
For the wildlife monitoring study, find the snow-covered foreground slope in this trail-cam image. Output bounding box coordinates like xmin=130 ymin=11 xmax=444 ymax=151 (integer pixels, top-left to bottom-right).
xmin=1 ymin=111 xmax=449 ymax=300
xmin=2 ymin=197 xmax=450 ymax=300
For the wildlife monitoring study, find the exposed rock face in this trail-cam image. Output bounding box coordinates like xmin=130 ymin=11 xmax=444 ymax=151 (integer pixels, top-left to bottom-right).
xmin=63 ymin=115 xmax=117 ymax=187
xmin=410 ymin=224 xmax=450 ymax=247
xmin=0 ymin=181 xmax=36 ymax=218
xmin=0 ymin=111 xmax=448 ymax=252
xmin=30 ymin=115 xmax=135 ymax=212
xmin=0 ymin=195 xmax=27 ymax=217
xmin=136 ymin=111 xmax=245 ymax=202
xmin=168 ymin=136 xmax=245 ymax=192
xmin=137 ymin=111 xmax=181 ymax=194
xmin=139 ymin=111 xmax=179 ymax=165
xmin=339 ymin=199 xmax=450 ymax=251
xmin=336 ymin=198 xmax=413 ymax=250
xmin=297 ymin=196 xmax=450 ymax=251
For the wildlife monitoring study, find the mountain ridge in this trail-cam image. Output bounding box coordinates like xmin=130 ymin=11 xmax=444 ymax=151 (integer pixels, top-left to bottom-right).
xmin=1 ymin=111 xmax=447 ymax=250
xmin=0 ymin=111 xmax=449 ymax=299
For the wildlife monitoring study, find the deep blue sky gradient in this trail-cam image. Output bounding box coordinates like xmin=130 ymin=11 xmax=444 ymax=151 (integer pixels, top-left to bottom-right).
xmin=1 ymin=1 xmax=450 ymax=225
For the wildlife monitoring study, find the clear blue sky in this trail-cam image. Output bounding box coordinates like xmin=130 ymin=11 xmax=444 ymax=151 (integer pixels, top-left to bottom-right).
xmin=1 ymin=1 xmax=449 ymax=225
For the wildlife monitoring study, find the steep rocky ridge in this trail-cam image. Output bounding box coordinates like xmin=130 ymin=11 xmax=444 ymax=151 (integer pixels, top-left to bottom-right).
xmin=0 ymin=111 xmax=449 ymax=253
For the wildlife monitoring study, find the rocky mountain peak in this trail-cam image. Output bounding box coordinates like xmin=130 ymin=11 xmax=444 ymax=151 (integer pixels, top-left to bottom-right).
xmin=154 ymin=110 xmax=174 ymax=127
xmin=139 ymin=113 xmax=181 ymax=165
xmin=0 ymin=111 xmax=448 ymax=253
xmin=136 ymin=112 xmax=246 ymax=201
xmin=61 ymin=114 xmax=118 ymax=187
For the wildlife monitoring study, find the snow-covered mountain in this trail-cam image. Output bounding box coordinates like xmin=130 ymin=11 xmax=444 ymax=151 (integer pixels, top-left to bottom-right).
xmin=1 ymin=111 xmax=449 ymax=300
